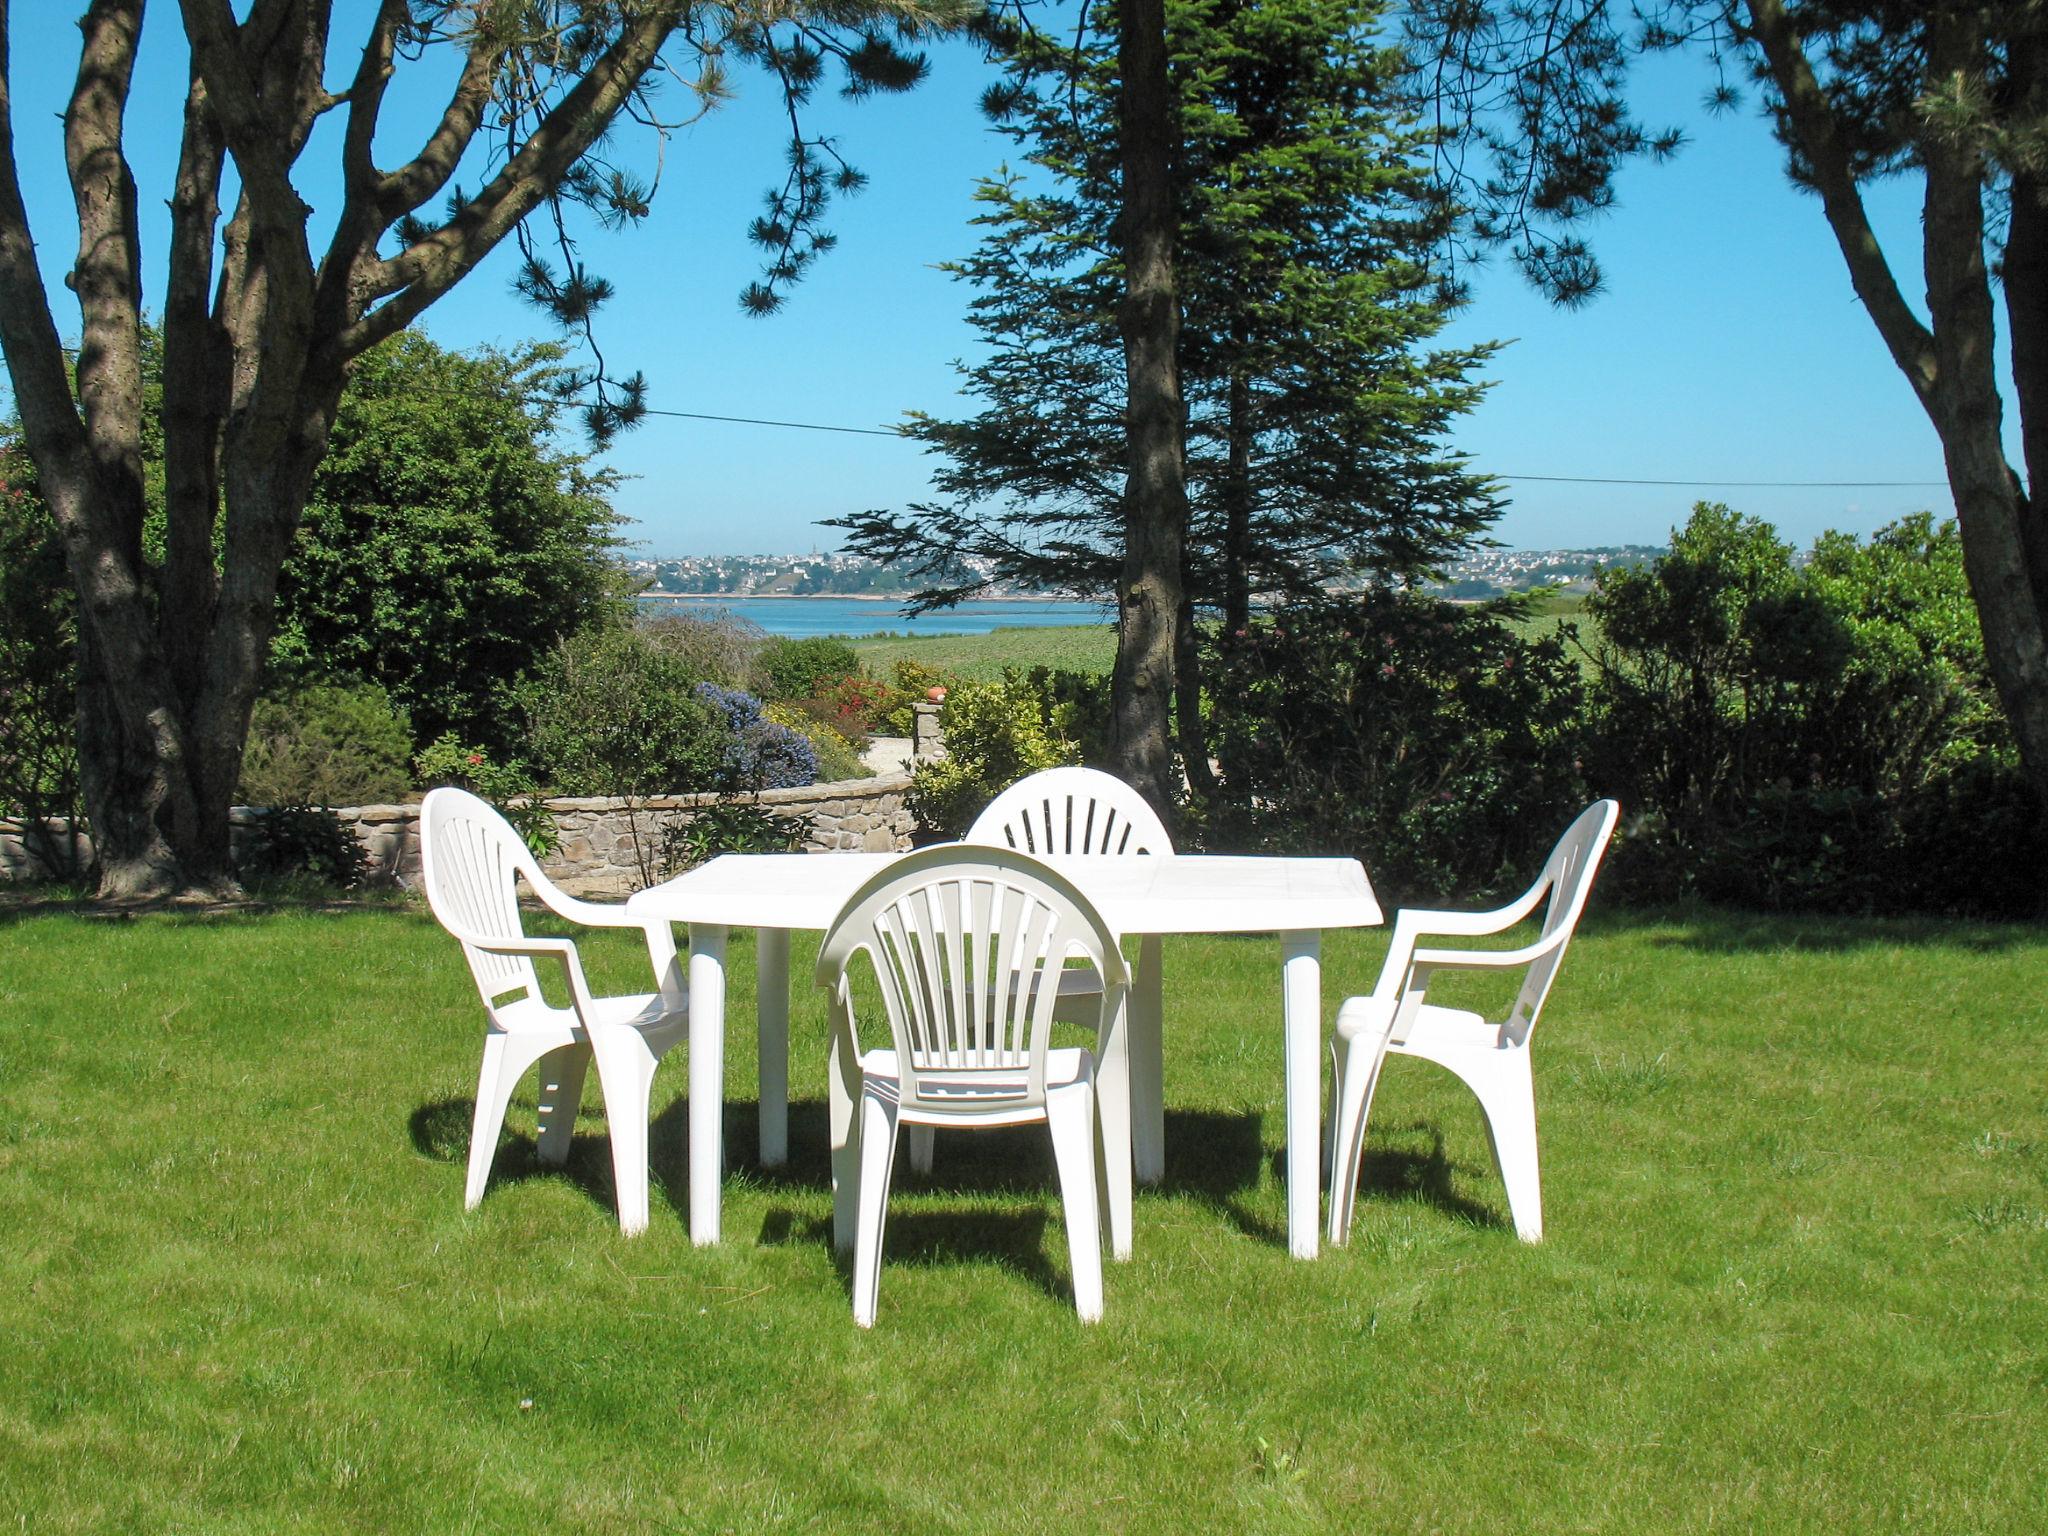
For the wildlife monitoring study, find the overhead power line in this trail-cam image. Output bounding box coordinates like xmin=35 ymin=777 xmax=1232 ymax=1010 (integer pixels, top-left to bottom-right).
xmin=1495 ymin=473 xmax=1949 ymax=488
xmin=548 ymin=396 xmax=1953 ymax=485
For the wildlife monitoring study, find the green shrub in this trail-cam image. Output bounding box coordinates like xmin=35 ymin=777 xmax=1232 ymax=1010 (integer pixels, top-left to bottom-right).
xmin=908 ymin=672 xmax=1081 ymax=836
xmin=522 ymin=629 xmax=725 ymax=886
xmin=1580 ymin=504 xmax=2040 ymax=914
xmin=760 ymin=636 xmax=860 ymax=701
xmin=412 ymin=733 xmax=559 ymax=858
xmin=524 ymin=630 xmax=721 ymax=799
xmin=765 ymin=701 xmax=867 ymax=783
xmin=237 ymin=804 xmax=368 ymax=890
xmin=239 ymin=681 xmax=413 ymax=808
xmin=0 ymin=446 xmax=80 ymax=877
xmin=661 ymin=799 xmax=809 ymax=872
xmin=642 ymin=610 xmax=766 ymax=690
xmin=1204 ymin=592 xmax=1588 ymax=903
xmin=876 ymin=660 xmax=959 ymax=736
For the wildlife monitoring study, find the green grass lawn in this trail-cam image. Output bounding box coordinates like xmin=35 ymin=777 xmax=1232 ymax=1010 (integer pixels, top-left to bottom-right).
xmin=842 ymin=607 xmax=1588 ymax=686
xmin=2 ymin=901 xmax=2044 ymax=1531
xmin=849 ymin=623 xmax=1116 ymax=681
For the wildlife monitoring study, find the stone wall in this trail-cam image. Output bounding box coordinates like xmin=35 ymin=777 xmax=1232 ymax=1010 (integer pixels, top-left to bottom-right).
xmin=1 ymin=773 xmax=917 ymax=895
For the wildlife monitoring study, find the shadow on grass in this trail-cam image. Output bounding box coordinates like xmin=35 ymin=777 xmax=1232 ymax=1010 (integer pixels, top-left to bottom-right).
xmin=1348 ymin=1117 xmax=1510 ymax=1234
xmin=409 ymin=1095 xmax=637 ymax=1222
xmin=411 ymin=1091 xmax=1512 ymax=1258
xmin=1585 ymin=904 xmax=2043 ymax=954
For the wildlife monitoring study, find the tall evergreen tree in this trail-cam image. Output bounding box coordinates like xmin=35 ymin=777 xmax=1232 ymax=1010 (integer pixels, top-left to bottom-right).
xmin=837 ymin=0 xmax=1502 ymax=778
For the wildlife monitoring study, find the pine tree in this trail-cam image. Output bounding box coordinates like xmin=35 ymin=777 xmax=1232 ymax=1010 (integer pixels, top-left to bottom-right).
xmin=837 ymin=0 xmax=1503 ymax=768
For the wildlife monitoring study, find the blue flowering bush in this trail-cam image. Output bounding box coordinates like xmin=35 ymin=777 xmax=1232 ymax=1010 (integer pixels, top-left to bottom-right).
xmin=694 ymin=682 xmax=818 ymax=791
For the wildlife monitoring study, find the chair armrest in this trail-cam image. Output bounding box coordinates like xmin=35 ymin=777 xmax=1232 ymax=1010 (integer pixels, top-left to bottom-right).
xmin=1410 ymin=930 xmax=1566 ymax=974
xmin=472 ymin=935 xmax=601 ymax=1022
xmin=533 ymin=884 xmax=688 ymax=1005
xmin=1366 ymin=879 xmax=1554 ymax=1000
xmin=531 ymin=881 xmax=643 ymax=930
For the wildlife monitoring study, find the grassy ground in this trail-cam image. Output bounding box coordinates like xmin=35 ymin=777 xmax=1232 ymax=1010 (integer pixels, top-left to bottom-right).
xmin=842 ymin=600 xmax=1587 ymax=686
xmin=848 ymin=624 xmax=1117 ymax=681
xmin=2 ymin=901 xmax=2043 ymax=1531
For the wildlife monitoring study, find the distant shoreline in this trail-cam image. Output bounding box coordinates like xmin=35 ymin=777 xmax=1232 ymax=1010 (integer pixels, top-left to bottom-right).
xmin=637 ymin=592 xmax=1075 ymax=603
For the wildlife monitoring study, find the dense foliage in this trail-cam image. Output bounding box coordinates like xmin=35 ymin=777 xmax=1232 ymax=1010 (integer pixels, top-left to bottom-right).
xmin=907 ymin=672 xmax=1087 ymax=837
xmin=759 ymin=636 xmax=861 ymax=702
xmin=272 ymin=336 xmax=628 ymax=756
xmin=0 ymin=443 xmax=79 ymax=875
xmin=842 ymin=0 xmax=1498 ymax=617
xmin=238 ymin=683 xmax=414 ymax=810
xmin=524 ymin=630 xmax=722 ymax=804
xmin=1204 ymin=592 xmax=1588 ymax=901
xmin=694 ymin=684 xmax=820 ymax=792
xmin=1579 ymin=504 xmax=2042 ymax=914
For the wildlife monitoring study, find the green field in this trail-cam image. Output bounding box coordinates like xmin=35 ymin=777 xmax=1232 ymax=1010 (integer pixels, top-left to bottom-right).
xmin=849 ymin=623 xmax=1116 ymax=681
xmin=3 ymin=900 xmax=2043 ymax=1530
xmin=842 ymin=598 xmax=1591 ymax=685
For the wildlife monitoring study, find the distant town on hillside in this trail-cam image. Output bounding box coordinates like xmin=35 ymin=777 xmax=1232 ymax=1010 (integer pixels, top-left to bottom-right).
xmin=624 ymin=545 xmax=1664 ymax=602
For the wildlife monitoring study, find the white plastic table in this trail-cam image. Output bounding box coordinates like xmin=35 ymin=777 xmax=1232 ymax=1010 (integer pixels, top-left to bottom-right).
xmin=626 ymin=851 xmax=1381 ymax=1260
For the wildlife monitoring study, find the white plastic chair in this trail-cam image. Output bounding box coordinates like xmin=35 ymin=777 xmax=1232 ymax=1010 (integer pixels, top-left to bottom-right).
xmin=419 ymin=787 xmax=687 ymax=1236
xmin=929 ymin=766 xmax=1172 ymax=1183
xmin=967 ymin=765 xmax=1172 ymax=858
xmin=1326 ymin=800 xmax=1619 ymax=1245
xmin=816 ymin=845 xmax=1130 ymax=1326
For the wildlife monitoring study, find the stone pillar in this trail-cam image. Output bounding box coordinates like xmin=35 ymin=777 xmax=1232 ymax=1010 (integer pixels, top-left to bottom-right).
xmin=911 ymin=700 xmax=946 ymax=763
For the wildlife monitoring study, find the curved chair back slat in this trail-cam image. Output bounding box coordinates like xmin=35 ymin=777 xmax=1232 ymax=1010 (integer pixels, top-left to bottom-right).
xmin=1506 ymin=799 xmax=1619 ymax=1043
xmin=968 ymin=766 xmax=1172 ymax=857
xmin=818 ymin=845 xmax=1128 ymax=1116
xmin=421 ymin=787 xmax=542 ymax=1003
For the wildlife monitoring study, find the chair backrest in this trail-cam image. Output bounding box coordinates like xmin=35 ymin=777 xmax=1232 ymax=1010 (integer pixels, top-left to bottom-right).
xmin=419 ymin=787 xmax=544 ymax=1005
xmin=816 ymin=845 xmax=1130 ymax=1116
xmin=1505 ymin=800 xmax=1619 ymax=1044
xmin=967 ymin=766 xmax=1172 ymax=857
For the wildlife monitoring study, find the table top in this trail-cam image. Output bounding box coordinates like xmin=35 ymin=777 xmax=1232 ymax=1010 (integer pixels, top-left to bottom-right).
xmin=627 ymin=850 xmax=1382 ymax=935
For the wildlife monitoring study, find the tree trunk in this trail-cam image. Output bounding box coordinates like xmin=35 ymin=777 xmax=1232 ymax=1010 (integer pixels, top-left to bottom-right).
xmin=1221 ymin=359 xmax=1253 ymax=635
xmin=1175 ymin=594 xmax=1217 ymax=804
xmin=1111 ymin=0 xmax=1188 ymax=820
xmin=2001 ymin=165 xmax=2048 ymax=612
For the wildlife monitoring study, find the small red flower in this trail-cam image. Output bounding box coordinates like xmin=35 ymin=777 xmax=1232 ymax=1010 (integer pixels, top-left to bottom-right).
xmin=466 ymin=753 xmax=483 ymax=765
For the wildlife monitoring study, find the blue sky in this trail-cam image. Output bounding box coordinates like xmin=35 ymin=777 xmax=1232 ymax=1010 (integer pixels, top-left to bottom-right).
xmin=6 ymin=11 xmax=1979 ymax=558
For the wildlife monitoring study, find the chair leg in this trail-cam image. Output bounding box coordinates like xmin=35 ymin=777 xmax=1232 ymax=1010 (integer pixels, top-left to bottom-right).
xmin=828 ymin=1032 xmax=861 ymax=1256
xmin=534 ymin=1044 xmax=592 ymax=1167
xmin=465 ymin=1034 xmax=526 ymax=1211
xmin=1046 ymin=1080 xmax=1104 ymax=1323
xmin=1470 ymin=1049 xmax=1543 ymax=1242
xmin=852 ymin=1088 xmax=900 ymax=1328
xmin=1325 ymin=1032 xmax=1387 ymax=1247
xmin=906 ymin=1124 xmax=935 ymax=1177
xmin=588 ymin=1029 xmax=661 ymax=1238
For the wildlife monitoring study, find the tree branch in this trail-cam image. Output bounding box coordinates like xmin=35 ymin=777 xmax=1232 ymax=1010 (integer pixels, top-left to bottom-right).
xmin=1742 ymin=0 xmax=1938 ymax=405
xmin=176 ymin=0 xmax=312 ymax=238
xmin=161 ymin=57 xmax=230 ymax=705
xmin=343 ymin=7 xmax=686 ymax=357
xmin=0 ymin=1 xmax=94 ymax=496
xmin=65 ymin=0 xmax=149 ymax=549
xmin=371 ymin=22 xmax=501 ymax=221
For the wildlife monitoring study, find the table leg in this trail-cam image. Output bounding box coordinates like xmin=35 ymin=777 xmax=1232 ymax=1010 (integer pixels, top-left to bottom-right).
xmin=688 ymin=924 xmax=729 ymax=1246
xmin=1281 ymin=930 xmax=1322 ymax=1261
xmin=1130 ymin=934 xmax=1166 ymax=1186
xmin=756 ymin=927 xmax=790 ymax=1168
